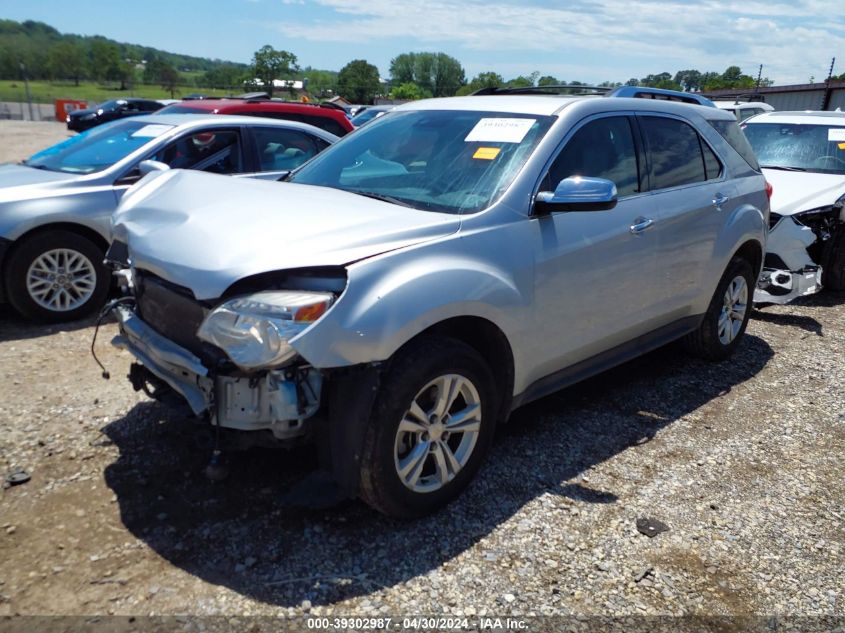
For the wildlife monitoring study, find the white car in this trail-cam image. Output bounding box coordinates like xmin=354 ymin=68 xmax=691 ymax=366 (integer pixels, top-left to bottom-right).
xmin=742 ymin=111 xmax=845 ymax=303
xmin=714 ymin=99 xmax=774 ymax=122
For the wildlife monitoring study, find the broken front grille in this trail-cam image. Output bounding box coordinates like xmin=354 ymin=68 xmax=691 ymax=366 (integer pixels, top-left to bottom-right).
xmin=135 ymin=272 xmax=210 ymax=359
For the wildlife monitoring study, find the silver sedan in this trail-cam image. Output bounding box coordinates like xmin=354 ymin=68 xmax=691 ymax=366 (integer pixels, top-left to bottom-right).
xmin=0 ymin=114 xmax=337 ymax=322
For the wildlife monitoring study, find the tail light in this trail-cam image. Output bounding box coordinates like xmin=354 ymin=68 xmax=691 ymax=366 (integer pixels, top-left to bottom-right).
xmin=765 ymin=180 xmax=773 ymax=200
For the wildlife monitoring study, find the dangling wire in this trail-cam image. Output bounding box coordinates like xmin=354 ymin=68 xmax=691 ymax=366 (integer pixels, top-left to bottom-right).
xmin=90 ymin=297 xmax=135 ymax=379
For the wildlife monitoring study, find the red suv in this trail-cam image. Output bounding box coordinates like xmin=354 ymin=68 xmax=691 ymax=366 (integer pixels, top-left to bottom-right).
xmin=158 ymin=98 xmax=354 ymax=137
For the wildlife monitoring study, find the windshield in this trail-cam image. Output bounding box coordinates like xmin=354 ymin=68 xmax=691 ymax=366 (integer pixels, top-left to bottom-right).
xmin=351 ymin=108 xmax=388 ymax=126
xmin=24 ymin=120 xmax=174 ymax=174
xmin=289 ymin=109 xmax=554 ymax=214
xmin=743 ymin=122 xmax=845 ymax=174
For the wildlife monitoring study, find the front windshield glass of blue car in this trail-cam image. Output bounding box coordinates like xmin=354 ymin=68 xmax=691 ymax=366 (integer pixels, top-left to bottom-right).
xmin=743 ymin=122 xmax=845 ymax=174
xmin=289 ymin=110 xmax=555 ymax=214
xmin=24 ymin=120 xmax=174 ymax=174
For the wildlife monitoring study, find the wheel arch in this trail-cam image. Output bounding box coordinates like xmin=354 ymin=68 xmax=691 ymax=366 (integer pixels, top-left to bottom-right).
xmin=733 ymin=238 xmax=764 ymax=278
xmin=409 ymin=316 xmax=515 ymax=424
xmin=4 ymin=222 xmax=109 ymax=266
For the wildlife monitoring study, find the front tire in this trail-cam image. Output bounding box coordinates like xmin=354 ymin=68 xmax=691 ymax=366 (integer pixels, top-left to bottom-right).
xmin=683 ymin=256 xmax=754 ymax=361
xmin=822 ymin=231 xmax=845 ymax=291
xmin=359 ymin=336 xmax=497 ymax=518
xmin=5 ymin=231 xmax=109 ymax=323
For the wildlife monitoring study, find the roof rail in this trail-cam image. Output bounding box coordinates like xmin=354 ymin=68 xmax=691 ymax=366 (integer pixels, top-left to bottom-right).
xmin=233 ymin=91 xmax=271 ymax=101
xmin=317 ymin=101 xmax=347 ymax=111
xmin=606 ymin=86 xmax=715 ymax=107
xmin=471 ymin=84 xmax=612 ymax=97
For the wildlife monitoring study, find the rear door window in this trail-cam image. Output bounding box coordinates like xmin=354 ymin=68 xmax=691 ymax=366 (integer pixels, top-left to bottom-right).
xmin=640 ymin=116 xmax=708 ymax=189
xmin=250 ymin=127 xmax=322 ymax=171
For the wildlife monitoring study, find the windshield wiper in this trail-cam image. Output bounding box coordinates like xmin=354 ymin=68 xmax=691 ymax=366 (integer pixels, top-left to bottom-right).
xmin=349 ymin=190 xmax=414 ymax=208
xmin=761 ymin=165 xmax=806 ymax=172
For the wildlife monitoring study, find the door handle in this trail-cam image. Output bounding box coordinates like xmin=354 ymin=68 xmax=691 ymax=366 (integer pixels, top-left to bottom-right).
xmin=630 ymin=217 xmax=654 ymax=235
xmin=713 ymin=193 xmax=729 ymax=210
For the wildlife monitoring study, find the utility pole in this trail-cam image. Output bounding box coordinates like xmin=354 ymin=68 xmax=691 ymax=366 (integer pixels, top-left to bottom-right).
xmin=754 ymin=65 xmax=763 ymax=93
xmin=19 ymin=62 xmax=34 ymax=121
xmin=821 ymin=57 xmax=836 ymax=111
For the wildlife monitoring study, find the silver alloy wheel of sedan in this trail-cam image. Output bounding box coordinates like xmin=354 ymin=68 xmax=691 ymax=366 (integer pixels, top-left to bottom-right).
xmin=718 ymin=275 xmax=748 ymax=345
xmin=393 ymin=373 xmax=482 ymax=494
xmin=26 ymin=248 xmax=97 ymax=312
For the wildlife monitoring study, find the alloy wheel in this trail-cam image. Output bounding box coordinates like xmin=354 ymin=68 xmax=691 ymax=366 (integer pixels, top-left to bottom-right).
xmin=393 ymin=373 xmax=482 ymax=494
xmin=26 ymin=248 xmax=97 ymax=313
xmin=718 ymin=275 xmax=748 ymax=345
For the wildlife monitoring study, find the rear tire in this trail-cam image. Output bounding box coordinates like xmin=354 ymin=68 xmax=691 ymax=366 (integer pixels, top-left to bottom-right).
xmin=359 ymin=336 xmax=497 ymax=518
xmin=5 ymin=231 xmax=109 ymax=323
xmin=683 ymin=256 xmax=754 ymax=361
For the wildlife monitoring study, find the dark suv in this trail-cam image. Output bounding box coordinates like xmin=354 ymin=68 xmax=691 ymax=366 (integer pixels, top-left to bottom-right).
xmin=157 ymin=99 xmax=354 ymax=137
xmin=66 ymin=98 xmax=164 ymax=132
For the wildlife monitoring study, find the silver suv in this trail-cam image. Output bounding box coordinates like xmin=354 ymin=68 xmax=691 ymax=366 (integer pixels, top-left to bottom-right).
xmin=107 ymin=90 xmax=769 ymax=517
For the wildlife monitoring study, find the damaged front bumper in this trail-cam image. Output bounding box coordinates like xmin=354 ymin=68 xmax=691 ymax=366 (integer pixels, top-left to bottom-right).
xmin=754 ymin=265 xmax=822 ymax=305
xmin=110 ymin=305 xmax=322 ymax=440
xmin=754 ymin=214 xmax=824 ymax=305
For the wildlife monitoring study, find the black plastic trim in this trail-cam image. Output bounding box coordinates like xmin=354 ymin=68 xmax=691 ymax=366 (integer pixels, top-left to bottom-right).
xmin=0 ymin=237 xmax=11 ymax=303
xmin=510 ymin=315 xmax=703 ymax=411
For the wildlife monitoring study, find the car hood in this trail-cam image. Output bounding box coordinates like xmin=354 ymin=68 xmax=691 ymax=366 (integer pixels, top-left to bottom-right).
xmin=112 ymin=170 xmax=461 ymax=300
xmin=763 ymin=168 xmax=845 ymax=216
xmin=68 ymin=108 xmax=97 ymax=118
xmin=0 ymin=164 xmax=79 ymax=201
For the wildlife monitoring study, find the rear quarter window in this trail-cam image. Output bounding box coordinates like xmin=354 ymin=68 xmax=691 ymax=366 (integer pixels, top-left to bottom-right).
xmin=709 ymin=119 xmax=760 ymax=171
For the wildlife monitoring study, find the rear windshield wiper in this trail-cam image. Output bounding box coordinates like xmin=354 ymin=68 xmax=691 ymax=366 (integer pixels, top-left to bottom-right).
xmin=761 ymin=165 xmax=806 ymax=172
xmin=349 ymin=190 xmax=414 ymax=208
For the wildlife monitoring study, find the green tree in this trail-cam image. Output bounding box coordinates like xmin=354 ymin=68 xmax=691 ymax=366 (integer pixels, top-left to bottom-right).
xmin=673 ymin=69 xmax=702 ymax=91
xmin=389 ymin=82 xmax=429 ymax=100
xmin=337 ymin=59 xmax=381 ymax=103
xmin=455 ymin=71 xmax=504 ymax=95
xmin=506 ymin=75 xmax=535 ymax=88
xmin=537 ymin=75 xmax=560 ymax=86
xmin=251 ymin=44 xmax=299 ymax=97
xmin=388 ymin=52 xmax=465 ymax=97
xmin=302 ymin=67 xmax=338 ymax=97
xmin=201 ymin=63 xmax=247 ymax=90
xmin=48 ymin=40 xmax=87 ymax=85
xmin=153 ymin=61 xmax=180 ymax=98
xmin=639 ymin=72 xmax=681 ymax=90
xmin=90 ymin=39 xmax=127 ymax=86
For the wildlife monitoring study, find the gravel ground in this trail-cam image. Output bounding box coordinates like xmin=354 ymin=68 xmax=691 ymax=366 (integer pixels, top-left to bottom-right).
xmin=0 ymin=120 xmax=70 ymax=163
xmin=0 ymin=122 xmax=843 ymax=623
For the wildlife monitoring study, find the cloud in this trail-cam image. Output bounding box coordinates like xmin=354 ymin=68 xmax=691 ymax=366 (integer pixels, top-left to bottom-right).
xmin=269 ymin=0 xmax=845 ymax=83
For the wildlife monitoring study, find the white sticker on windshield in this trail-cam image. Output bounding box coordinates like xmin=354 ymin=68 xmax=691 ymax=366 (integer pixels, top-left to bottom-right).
xmin=465 ymin=118 xmax=536 ymax=143
xmin=828 ymin=128 xmax=845 ymax=142
xmin=131 ymin=124 xmax=173 ymax=138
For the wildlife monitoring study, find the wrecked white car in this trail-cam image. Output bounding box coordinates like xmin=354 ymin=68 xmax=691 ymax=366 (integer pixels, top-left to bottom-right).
xmin=743 ymin=111 xmax=845 ymax=303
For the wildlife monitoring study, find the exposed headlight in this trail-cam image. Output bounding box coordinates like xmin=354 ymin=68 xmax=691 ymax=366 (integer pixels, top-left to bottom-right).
xmin=197 ymin=291 xmax=334 ymax=370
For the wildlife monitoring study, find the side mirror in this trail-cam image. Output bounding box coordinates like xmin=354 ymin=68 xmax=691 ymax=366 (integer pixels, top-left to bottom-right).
xmin=139 ymin=159 xmax=171 ymax=176
xmin=534 ymin=176 xmax=618 ymax=215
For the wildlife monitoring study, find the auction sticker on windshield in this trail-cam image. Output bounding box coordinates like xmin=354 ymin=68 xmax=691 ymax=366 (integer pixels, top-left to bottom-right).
xmin=131 ymin=124 xmax=174 ymax=138
xmin=465 ymin=118 xmax=535 ymax=143
xmin=828 ymin=128 xmax=845 ymax=142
